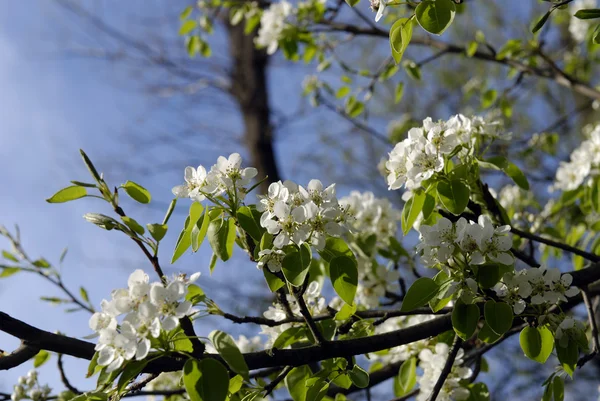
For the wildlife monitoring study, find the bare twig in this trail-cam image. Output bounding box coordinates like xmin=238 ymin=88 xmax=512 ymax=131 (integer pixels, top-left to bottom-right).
xmin=428 ymin=336 xmax=463 ymax=401
xmin=263 ymin=366 xmax=293 ymax=397
xmin=577 ymin=289 xmax=599 ymax=368
xmin=57 ymin=354 xmax=81 ymax=394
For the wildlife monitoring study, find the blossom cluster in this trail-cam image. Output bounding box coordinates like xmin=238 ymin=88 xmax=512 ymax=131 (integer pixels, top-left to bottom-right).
xmin=11 ymin=370 xmax=51 ymax=401
xmin=339 ymin=191 xmax=401 ymax=246
xmin=172 ymin=153 xmax=258 ymax=204
xmin=385 ymin=115 xmax=508 ymax=191
xmin=257 ymin=179 xmax=350 ymax=252
xmin=417 ymin=343 xmax=472 ymax=401
xmin=89 ymin=270 xmax=199 ymax=372
xmin=493 ymin=267 xmax=580 ymax=314
xmin=255 ymin=0 xmax=293 ymax=54
xmin=417 ymin=215 xmax=514 ymax=268
xmin=552 ymin=123 xmax=600 ymax=192
xmin=569 ymin=0 xmax=598 ymax=42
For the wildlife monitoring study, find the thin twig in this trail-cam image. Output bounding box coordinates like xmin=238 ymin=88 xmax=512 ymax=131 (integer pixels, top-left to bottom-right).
xmin=511 ymin=226 xmax=600 ymax=262
xmin=293 ymin=289 xmax=327 ymax=344
xmin=428 ymin=336 xmax=463 ymax=401
xmin=263 ymin=366 xmax=293 ymax=397
xmin=57 ymin=354 xmax=81 ymax=394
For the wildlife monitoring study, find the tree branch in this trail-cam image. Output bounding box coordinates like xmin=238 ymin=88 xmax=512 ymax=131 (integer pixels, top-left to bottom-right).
xmin=0 ymin=343 xmax=39 ymax=371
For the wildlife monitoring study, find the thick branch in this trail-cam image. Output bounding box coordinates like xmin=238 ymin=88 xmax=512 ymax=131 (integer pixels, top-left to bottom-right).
xmin=0 ymin=343 xmax=39 ymax=371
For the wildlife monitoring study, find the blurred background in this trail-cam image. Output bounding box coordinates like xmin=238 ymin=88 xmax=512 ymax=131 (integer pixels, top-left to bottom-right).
xmin=0 ymin=0 xmax=599 ymax=399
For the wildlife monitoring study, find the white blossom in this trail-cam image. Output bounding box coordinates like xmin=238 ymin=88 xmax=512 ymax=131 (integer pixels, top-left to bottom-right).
xmin=569 ymin=0 xmax=597 ymax=42
xmin=255 ymin=1 xmax=293 ymax=54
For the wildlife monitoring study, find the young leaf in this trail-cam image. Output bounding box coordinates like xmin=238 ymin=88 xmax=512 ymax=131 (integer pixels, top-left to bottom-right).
xmin=437 ymin=179 xmax=470 ymax=215
xmin=117 ymin=360 xmax=148 ymax=393
xmin=147 ymin=223 xmax=168 ymax=242
xmin=33 ymin=350 xmax=50 ymax=368
xmin=532 ymin=10 xmax=552 ymax=33
xmin=207 ymin=218 xmax=236 ymax=261
xmin=574 ymin=9 xmax=600 ymax=19
xmin=520 ymin=326 xmax=554 ymax=363
xmin=183 ymin=358 xmax=229 ymax=401
xmin=348 ymin=365 xmax=369 ymax=388
xmin=552 ymin=376 xmax=564 ymax=401
xmin=401 ymin=277 xmax=440 ymax=312
xmin=329 ymin=255 xmax=358 ymax=305
xmin=395 ymin=357 xmax=417 ymax=397
xmin=121 ymin=216 xmax=145 ymax=235
xmin=122 ymin=181 xmax=151 ymax=204
xmin=451 ymin=301 xmax=480 ymax=340
xmin=209 ymin=330 xmax=249 ymax=380
xmin=285 ymin=366 xmax=311 ymax=401
xmin=172 ymin=203 xmax=204 ymax=264
xmin=401 ymin=190 xmax=426 ymax=235
xmin=415 ymin=0 xmax=456 ymax=35
xmin=390 ymin=18 xmax=413 ymax=64
xmin=484 ymin=300 xmax=513 ymax=335
xmin=236 ymin=206 xmax=264 ymax=242
xmin=46 ymin=186 xmax=87 ymax=203
xmin=191 ymin=210 xmax=210 ymax=252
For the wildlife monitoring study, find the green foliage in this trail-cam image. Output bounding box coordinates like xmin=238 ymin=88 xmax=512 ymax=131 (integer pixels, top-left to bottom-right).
xmin=33 ymin=350 xmax=50 ymax=368
xmin=207 ymin=218 xmax=236 ymax=262
xmin=401 ymin=277 xmax=440 ymax=312
xmin=401 ymin=190 xmax=426 ymax=235
xmin=348 ymin=365 xmax=369 ymax=388
xmin=46 ymin=186 xmax=87 ymax=203
xmin=122 ymin=181 xmax=151 ymax=204
xmin=437 ymin=179 xmax=470 ymax=215
xmin=329 ymin=255 xmax=358 ymax=305
xmin=394 ymin=357 xmax=417 ymax=397
xmin=452 ymin=301 xmax=480 ymax=340
xmin=183 ymin=359 xmax=230 ymax=401
xmin=285 ymin=366 xmax=311 ymax=401
xmin=282 ymin=243 xmax=312 ymax=287
xmin=415 ymin=0 xmax=456 ymax=35
xmin=209 ymin=330 xmax=250 ymax=380
xmin=519 ymin=326 xmax=554 ymax=364
xmin=483 ymin=300 xmax=513 ymax=336
xmin=390 ymin=18 xmax=413 ymax=65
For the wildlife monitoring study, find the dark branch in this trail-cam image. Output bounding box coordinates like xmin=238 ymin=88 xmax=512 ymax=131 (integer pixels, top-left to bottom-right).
xmin=428 ymin=336 xmax=462 ymax=401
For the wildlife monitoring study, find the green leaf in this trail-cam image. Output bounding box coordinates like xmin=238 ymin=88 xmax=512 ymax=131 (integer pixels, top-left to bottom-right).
xmin=285 ymin=367 xmax=311 ymax=401
xmin=179 ymin=20 xmax=197 ymax=35
xmin=207 ymin=218 xmax=236 ymax=262
xmin=505 ymin=162 xmax=530 ymax=190
xmin=344 ymin=0 xmax=360 ymax=6
xmin=306 ymin=379 xmax=329 ymax=401
xmin=87 ymin=352 xmax=100 ymax=378
xmin=209 ymin=330 xmax=249 ymax=380
xmin=329 ymin=255 xmax=358 ymax=305
xmin=147 ymin=223 xmax=168 ymax=242
xmin=32 ymin=258 xmax=51 ymax=268
xmin=335 ymin=303 xmax=357 ymax=321
xmin=403 ymin=60 xmax=421 ymax=81
xmin=282 ymin=244 xmax=312 ymax=287
xmin=519 ymin=326 xmax=554 ymax=363
xmin=574 ymin=9 xmax=600 ymax=19
xmin=228 ymin=375 xmax=243 ymax=395
xmin=172 ymin=203 xmax=205 ymax=264
xmin=80 ymin=287 xmax=90 ymax=303
xmin=390 ymin=18 xmax=413 ymax=64
xmin=33 ymin=350 xmax=50 ymax=368
xmin=451 ymin=301 xmax=480 ymax=340
xmin=468 ymin=383 xmax=490 ymax=401
xmin=394 ymin=82 xmax=405 ymax=103
xmin=555 ymin=339 xmax=578 ymax=377
xmin=263 ymin=268 xmax=285 ymax=292
xmin=552 ymin=376 xmax=564 ymax=401
xmin=593 ymin=24 xmax=600 ymax=44
xmin=466 ymin=41 xmax=478 ymax=57
xmin=532 ymin=10 xmax=552 ymax=33
xmin=415 ymin=0 xmax=456 ymax=35
xmin=191 ymin=209 xmax=210 ymax=252
xmin=484 ymin=300 xmax=513 ymax=335
xmin=0 ymin=267 xmax=20 ymax=278
xmin=475 ymin=263 xmax=501 ymax=289
xmin=122 ymin=216 xmax=145 ymax=235
xmin=348 ymin=365 xmax=369 ymax=388
xmin=183 ymin=358 xmax=229 ymax=401
xmin=401 ymin=277 xmax=440 ymax=312
xmin=180 ymin=6 xmax=193 ymax=20
xmin=395 ymin=357 xmax=417 ymax=397
xmin=46 ymin=186 xmax=87 ymax=203
xmin=336 ymin=86 xmax=351 ymax=98
xmin=318 ymin=237 xmax=354 ymax=263
xmin=236 ymin=206 xmax=264 ymax=242
xmin=186 ymin=284 xmax=205 ymax=305
xmin=122 ymin=181 xmax=151 ymax=204
xmin=401 ymin=190 xmax=426 ymax=235
xmin=117 ymin=360 xmax=148 ymax=393
xmin=273 ymin=327 xmax=307 ymax=349
xmin=429 ymin=270 xmax=453 ymax=312
xmin=437 ymin=179 xmax=470 ymax=215
xmin=481 ymin=89 xmax=497 ymax=109
xmin=209 ymin=253 xmax=218 ymax=274
xmin=2 ymin=251 xmax=19 ymax=262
